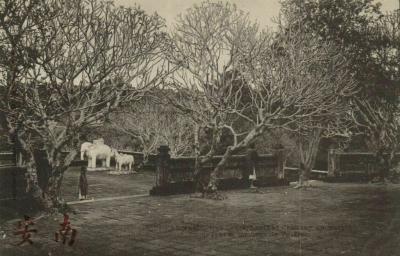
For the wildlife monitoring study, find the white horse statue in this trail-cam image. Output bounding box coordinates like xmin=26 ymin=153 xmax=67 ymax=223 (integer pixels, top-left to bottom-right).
xmin=86 ymin=144 xmax=113 ymax=168
xmin=111 ymin=149 xmax=134 ymax=172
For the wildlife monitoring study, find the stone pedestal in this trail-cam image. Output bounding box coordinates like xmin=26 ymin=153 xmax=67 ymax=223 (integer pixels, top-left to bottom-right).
xmin=86 ymin=167 xmax=111 ymax=172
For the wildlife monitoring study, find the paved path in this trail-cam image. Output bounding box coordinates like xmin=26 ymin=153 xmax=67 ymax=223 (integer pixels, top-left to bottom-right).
xmin=68 ymin=194 xmax=149 ymax=205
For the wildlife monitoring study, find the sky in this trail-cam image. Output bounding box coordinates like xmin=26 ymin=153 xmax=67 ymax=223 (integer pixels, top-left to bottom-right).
xmin=113 ymin=0 xmax=400 ymax=28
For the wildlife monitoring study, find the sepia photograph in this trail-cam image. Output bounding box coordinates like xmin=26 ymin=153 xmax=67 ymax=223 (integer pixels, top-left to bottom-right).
xmin=0 ymin=0 xmax=399 ymax=255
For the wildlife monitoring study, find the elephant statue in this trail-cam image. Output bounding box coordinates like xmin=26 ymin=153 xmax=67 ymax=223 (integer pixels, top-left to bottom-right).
xmin=80 ymin=138 xmax=105 ymax=161
xmin=93 ymin=138 xmax=104 ymax=145
xmin=86 ymin=144 xmax=112 ymax=168
xmin=80 ymin=142 xmax=93 ymax=160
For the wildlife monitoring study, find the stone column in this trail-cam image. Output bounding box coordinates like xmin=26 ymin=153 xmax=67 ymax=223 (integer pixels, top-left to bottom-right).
xmin=245 ymin=147 xmax=258 ymax=180
xmin=12 ymin=167 xmax=17 ymax=199
xmin=273 ymin=149 xmax=286 ymax=179
xmin=16 ymin=152 xmax=23 ymax=167
xmin=11 ymin=133 xmax=23 ymax=167
xmin=156 ymin=145 xmax=171 ymax=187
xmin=328 ymin=149 xmax=337 ymax=177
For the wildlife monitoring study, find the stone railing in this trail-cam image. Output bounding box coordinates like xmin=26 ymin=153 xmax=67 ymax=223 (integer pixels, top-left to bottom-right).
xmin=327 ymin=150 xmax=400 ymax=180
xmin=0 ymin=151 xmax=16 ymax=167
xmin=150 ymin=145 xmax=287 ymax=195
xmin=0 ymin=166 xmax=27 ymax=200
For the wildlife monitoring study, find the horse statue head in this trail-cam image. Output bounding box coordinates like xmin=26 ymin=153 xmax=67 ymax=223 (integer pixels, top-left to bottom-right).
xmin=110 ymin=148 xmax=119 ymax=158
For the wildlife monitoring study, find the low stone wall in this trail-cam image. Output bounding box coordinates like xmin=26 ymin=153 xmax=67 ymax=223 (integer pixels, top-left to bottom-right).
xmin=117 ymin=150 xmax=157 ymax=170
xmin=0 ymin=151 xmax=16 ymax=166
xmin=327 ymin=150 xmax=400 ymax=180
xmin=0 ymin=166 xmax=27 ymax=200
xmin=150 ymin=146 xmax=287 ymax=195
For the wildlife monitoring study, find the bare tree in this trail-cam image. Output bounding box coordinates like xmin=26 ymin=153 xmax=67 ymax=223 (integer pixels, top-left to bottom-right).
xmin=292 ymin=116 xmax=355 ymax=187
xmin=274 ymin=8 xmax=357 ymax=187
xmin=0 ymin=0 xmax=168 ymax=208
xmin=246 ymin=21 xmax=357 ymax=188
xmin=350 ymin=10 xmax=400 ymax=180
xmin=279 ymin=2 xmax=400 ymax=182
xmin=352 ymin=98 xmax=400 ymax=180
xmin=167 ymin=1 xmax=356 ymax=195
xmin=111 ymin=96 xmax=193 ymax=159
xmin=167 ymin=1 xmax=259 ymax=194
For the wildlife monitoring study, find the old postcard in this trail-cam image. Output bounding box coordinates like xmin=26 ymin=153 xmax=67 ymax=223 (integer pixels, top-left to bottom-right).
xmin=0 ymin=0 xmax=399 ymax=255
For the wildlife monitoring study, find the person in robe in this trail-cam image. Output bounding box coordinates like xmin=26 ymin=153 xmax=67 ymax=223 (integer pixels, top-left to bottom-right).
xmin=78 ymin=166 xmax=88 ymax=200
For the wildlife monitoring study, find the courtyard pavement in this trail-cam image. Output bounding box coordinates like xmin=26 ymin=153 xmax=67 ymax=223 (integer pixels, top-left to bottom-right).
xmin=1 ymin=168 xmax=400 ymax=256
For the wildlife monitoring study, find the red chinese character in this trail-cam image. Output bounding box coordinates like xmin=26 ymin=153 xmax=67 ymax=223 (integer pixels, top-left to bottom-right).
xmin=14 ymin=215 xmax=38 ymax=245
xmin=55 ymin=214 xmax=77 ymax=246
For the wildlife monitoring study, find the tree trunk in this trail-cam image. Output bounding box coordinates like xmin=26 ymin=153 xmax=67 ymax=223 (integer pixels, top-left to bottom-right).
xmin=31 ymin=149 xmax=78 ymax=210
xmin=21 ymin=150 xmax=52 ymax=209
xmin=193 ymin=125 xmax=221 ymax=193
xmin=388 ymin=150 xmax=395 ymax=176
xmin=143 ymin=151 xmax=149 ymax=164
xmin=207 ymin=146 xmax=233 ymax=193
xmin=374 ymin=148 xmax=389 ymax=182
xmin=297 ymin=129 xmax=322 ymax=187
xmin=205 ymin=124 xmax=266 ymax=194
xmin=25 ymin=154 xmax=44 ymax=198
xmin=374 ymin=149 xmax=382 ymax=180
xmin=298 ymin=165 xmax=312 ymax=187
xmin=193 ymin=124 xmax=203 ymax=192
xmin=45 ymin=167 xmax=65 ymax=207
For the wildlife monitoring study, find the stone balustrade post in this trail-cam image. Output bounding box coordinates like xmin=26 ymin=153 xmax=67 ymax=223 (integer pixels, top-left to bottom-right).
xmin=328 ymin=149 xmax=337 ymax=177
xmin=156 ymin=145 xmax=171 ymax=187
xmin=273 ymin=149 xmax=286 ymax=179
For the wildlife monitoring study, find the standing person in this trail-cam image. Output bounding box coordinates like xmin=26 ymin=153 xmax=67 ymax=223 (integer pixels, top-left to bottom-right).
xmin=78 ymin=166 xmax=88 ymax=200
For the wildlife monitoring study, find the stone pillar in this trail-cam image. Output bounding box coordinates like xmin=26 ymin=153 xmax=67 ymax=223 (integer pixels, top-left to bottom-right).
xmin=245 ymin=147 xmax=258 ymax=180
xmin=328 ymin=149 xmax=337 ymax=177
xmin=273 ymin=149 xmax=286 ymax=179
xmin=156 ymin=145 xmax=171 ymax=187
xmin=14 ymin=143 xmax=24 ymax=167
xmin=12 ymin=168 xmax=17 ymax=199
xmin=16 ymin=152 xmax=21 ymax=167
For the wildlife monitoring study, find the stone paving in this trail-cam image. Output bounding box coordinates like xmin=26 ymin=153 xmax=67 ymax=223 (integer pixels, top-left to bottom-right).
xmin=1 ymin=168 xmax=400 ymax=255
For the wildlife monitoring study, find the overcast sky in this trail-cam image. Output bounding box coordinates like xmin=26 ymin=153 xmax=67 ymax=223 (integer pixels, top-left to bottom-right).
xmin=113 ymin=0 xmax=399 ymax=28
